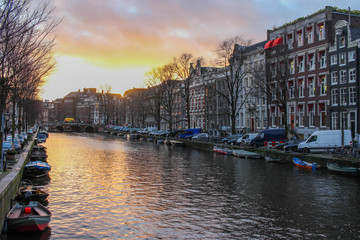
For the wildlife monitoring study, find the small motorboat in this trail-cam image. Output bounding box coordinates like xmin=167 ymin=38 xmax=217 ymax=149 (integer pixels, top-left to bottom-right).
xmin=170 ymin=140 xmax=184 ymax=146
xmin=15 ymin=185 xmax=49 ymax=205
xmin=232 ymin=149 xmax=260 ymax=159
xmin=23 ymin=161 xmax=51 ymax=178
xmin=213 ymin=146 xmax=233 ymax=155
xmin=6 ymin=201 xmax=51 ymax=232
xmin=293 ymin=158 xmax=319 ymax=169
xmin=327 ymin=162 xmax=359 ymax=174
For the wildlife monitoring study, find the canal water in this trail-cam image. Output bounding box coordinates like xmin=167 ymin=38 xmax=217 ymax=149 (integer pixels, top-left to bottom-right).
xmin=3 ymin=133 xmax=360 ymax=239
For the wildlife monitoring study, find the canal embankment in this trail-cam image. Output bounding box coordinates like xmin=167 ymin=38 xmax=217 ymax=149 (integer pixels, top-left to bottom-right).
xmin=0 ymin=135 xmax=36 ymax=233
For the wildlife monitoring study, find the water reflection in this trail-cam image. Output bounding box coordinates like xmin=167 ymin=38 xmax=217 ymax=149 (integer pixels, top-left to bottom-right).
xmin=2 ymin=133 xmax=360 ymax=239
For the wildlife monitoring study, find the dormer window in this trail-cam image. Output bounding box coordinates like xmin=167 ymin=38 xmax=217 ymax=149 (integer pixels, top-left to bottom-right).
xmin=339 ymin=36 xmax=345 ymax=48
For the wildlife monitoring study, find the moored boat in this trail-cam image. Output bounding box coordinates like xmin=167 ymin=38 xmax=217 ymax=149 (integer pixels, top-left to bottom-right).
xmin=6 ymin=201 xmax=51 ymax=232
xmin=213 ymin=146 xmax=233 ymax=155
xmin=265 ymin=156 xmax=285 ymax=163
xmin=170 ymin=140 xmax=184 ymax=146
xmin=15 ymin=185 xmax=49 ymax=205
xmin=232 ymin=149 xmax=260 ymax=159
xmin=23 ymin=161 xmax=51 ymax=178
xmin=327 ymin=162 xmax=359 ymax=174
xmin=293 ymin=157 xmax=319 ymax=169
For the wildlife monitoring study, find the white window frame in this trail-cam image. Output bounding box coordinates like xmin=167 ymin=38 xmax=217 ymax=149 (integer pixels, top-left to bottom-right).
xmin=339 ymin=36 xmax=345 ymax=48
xmin=319 ymin=103 xmax=326 ymax=128
xmin=298 ymin=78 xmax=304 ymax=98
xmin=339 ymin=52 xmax=346 ymax=66
xmin=288 ymin=80 xmax=295 ymax=99
xmin=318 ymin=22 xmax=325 ymax=40
xmin=297 ymin=30 xmax=303 ymax=47
xmin=307 ymin=27 xmax=314 ymax=44
xmin=348 ymin=50 xmax=355 ymax=62
xmin=332 ymin=112 xmax=338 ymax=129
xmin=298 ymin=104 xmax=304 ymax=127
xmin=308 ymin=77 xmax=315 ymax=97
xmin=330 ymin=55 xmax=337 ymax=65
xmin=349 ymin=68 xmax=356 ymax=83
xmin=340 ymin=87 xmax=347 ymax=105
xmin=349 ymin=87 xmax=356 ymax=105
xmin=331 ymin=71 xmax=338 ymax=85
xmin=339 ymin=70 xmax=347 ymax=84
xmin=287 ymin=34 xmax=293 ymax=50
xmin=298 ymin=56 xmax=304 ymax=72
xmin=308 ymin=53 xmax=315 ymax=70
xmin=319 ymin=51 xmax=326 ymax=68
xmin=331 ymin=88 xmax=338 ymax=106
xmin=319 ymin=75 xmax=327 ymax=96
xmin=289 ymin=58 xmax=295 ymax=74
xmin=308 ymin=104 xmax=315 ymax=127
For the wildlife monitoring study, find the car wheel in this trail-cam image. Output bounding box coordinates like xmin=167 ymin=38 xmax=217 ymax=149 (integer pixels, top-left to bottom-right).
xmin=303 ymin=148 xmax=310 ymax=153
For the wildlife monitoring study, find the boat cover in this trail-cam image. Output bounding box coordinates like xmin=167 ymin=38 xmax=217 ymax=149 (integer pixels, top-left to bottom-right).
xmin=25 ymin=161 xmax=51 ymax=171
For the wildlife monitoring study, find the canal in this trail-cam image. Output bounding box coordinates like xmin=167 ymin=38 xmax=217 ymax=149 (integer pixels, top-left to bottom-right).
xmin=3 ymin=132 xmax=360 ymax=239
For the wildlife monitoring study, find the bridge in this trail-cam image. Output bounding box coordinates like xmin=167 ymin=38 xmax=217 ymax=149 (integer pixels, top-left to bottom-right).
xmin=42 ymin=123 xmax=106 ymax=133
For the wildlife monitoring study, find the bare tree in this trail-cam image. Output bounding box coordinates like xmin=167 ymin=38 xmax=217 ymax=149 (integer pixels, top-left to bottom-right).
xmin=173 ymin=53 xmax=205 ymax=129
xmin=213 ymin=36 xmax=252 ymax=134
xmin=0 ymin=0 xmax=59 ymax=159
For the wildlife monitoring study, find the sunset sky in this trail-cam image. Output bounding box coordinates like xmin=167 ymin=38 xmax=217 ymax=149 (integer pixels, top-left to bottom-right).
xmin=41 ymin=0 xmax=360 ymax=100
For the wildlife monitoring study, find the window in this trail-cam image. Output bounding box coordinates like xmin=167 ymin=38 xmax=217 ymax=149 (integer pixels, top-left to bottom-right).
xmin=319 ymin=51 xmax=326 ymax=68
xmin=332 ymin=112 xmax=338 ymax=129
xmin=288 ymin=80 xmax=295 ymax=99
xmin=289 ymin=58 xmax=295 ymax=74
xmin=298 ymin=56 xmax=304 ymax=72
xmin=339 ymin=52 xmax=346 ymax=65
xmin=308 ymin=104 xmax=315 ymax=127
xmin=308 ymin=135 xmax=317 ymax=142
xmin=340 ymin=87 xmax=347 ymax=105
xmin=339 ymin=70 xmax=347 ymax=84
xmin=271 ymin=107 xmax=276 ymax=127
xmin=308 ymin=77 xmax=315 ymax=97
xmin=331 ymin=89 xmax=338 ymax=105
xmin=297 ymin=30 xmax=303 ymax=47
xmin=349 ymin=87 xmax=356 ymax=105
xmin=349 ymin=68 xmax=356 ymax=82
xmin=331 ymin=71 xmax=338 ymax=85
xmin=330 ymin=55 xmax=337 ymax=65
xmin=308 ymin=53 xmax=315 ymax=70
xmin=298 ymin=78 xmax=304 ymax=98
xmin=340 ymin=112 xmax=348 ymax=129
xmin=319 ymin=75 xmax=326 ymax=95
xmin=339 ymin=36 xmax=345 ymax=48
xmin=319 ymin=103 xmax=326 ymax=127
xmin=298 ymin=105 xmax=304 ymax=127
xmin=318 ymin=22 xmax=325 ymax=40
xmin=348 ymin=50 xmax=355 ymax=62
xmin=307 ymin=27 xmax=314 ymax=43
xmin=287 ymin=34 xmax=293 ymax=49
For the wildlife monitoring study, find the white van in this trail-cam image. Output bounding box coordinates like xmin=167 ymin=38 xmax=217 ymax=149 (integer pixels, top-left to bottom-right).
xmin=298 ymin=130 xmax=352 ymax=153
xmin=236 ymin=133 xmax=258 ymax=145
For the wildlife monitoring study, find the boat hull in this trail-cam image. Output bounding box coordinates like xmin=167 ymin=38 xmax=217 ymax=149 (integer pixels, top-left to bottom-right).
xmin=327 ymin=162 xmax=359 ymax=174
xmin=293 ymin=158 xmax=319 ymax=169
xmin=6 ymin=202 xmax=51 ymax=232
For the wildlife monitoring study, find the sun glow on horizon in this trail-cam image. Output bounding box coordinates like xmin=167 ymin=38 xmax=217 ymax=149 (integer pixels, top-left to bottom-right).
xmin=40 ymin=55 xmax=151 ymax=101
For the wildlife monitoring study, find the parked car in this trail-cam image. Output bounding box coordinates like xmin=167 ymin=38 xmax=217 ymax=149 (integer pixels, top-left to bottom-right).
xmin=236 ymin=133 xmax=258 ymax=145
xmin=6 ymin=136 xmax=21 ymax=153
xmin=2 ymin=141 xmax=13 ymax=152
xmin=276 ymin=138 xmax=304 ymax=150
xmin=221 ymin=134 xmax=242 ymax=145
xmin=192 ymin=133 xmax=209 ymax=141
xmin=249 ymin=128 xmax=286 ymax=148
xmin=179 ymin=128 xmax=202 ymax=139
xmin=298 ymin=130 xmax=352 ymax=153
xmin=166 ymin=130 xmax=182 ymax=137
xmin=283 ymin=140 xmax=305 ymax=152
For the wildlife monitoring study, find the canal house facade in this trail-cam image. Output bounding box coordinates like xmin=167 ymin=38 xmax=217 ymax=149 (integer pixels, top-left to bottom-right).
xmin=329 ymin=20 xmax=360 ymax=140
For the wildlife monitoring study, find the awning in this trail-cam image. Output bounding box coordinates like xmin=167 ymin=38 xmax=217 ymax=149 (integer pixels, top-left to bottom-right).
xmin=264 ymin=37 xmax=283 ymax=49
xmin=264 ymin=40 xmax=274 ymax=49
xmin=272 ymin=37 xmax=283 ymax=47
